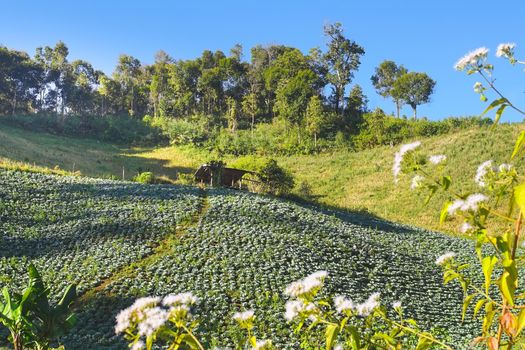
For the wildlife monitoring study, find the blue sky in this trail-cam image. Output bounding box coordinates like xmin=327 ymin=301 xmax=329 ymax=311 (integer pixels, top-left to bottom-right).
xmin=1 ymin=0 xmax=524 ymax=121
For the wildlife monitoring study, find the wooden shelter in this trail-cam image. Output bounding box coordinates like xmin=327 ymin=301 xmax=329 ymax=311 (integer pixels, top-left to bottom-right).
xmin=194 ymin=164 xmax=258 ymax=188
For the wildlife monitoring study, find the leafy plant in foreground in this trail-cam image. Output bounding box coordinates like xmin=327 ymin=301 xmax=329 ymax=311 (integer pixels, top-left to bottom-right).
xmin=395 ymin=43 xmax=525 ymax=349
xmin=0 ymin=264 xmax=76 ymax=350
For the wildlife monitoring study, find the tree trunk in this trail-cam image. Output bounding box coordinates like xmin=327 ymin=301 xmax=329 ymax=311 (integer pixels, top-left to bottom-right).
xmin=395 ymin=100 xmax=401 ymax=118
xmin=11 ymin=89 xmax=17 ymax=115
xmin=12 ymin=331 xmax=23 ymax=350
xmin=412 ymin=105 xmax=417 ymax=120
xmin=251 ymin=114 xmax=255 ymax=136
xmin=314 ymin=133 xmax=317 ymax=148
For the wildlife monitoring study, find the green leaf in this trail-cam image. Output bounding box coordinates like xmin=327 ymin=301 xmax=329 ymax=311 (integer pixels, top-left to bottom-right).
xmin=514 ymin=183 xmax=525 ymax=214
xmin=415 ymin=333 xmax=433 ymax=350
xmin=512 ymin=130 xmax=525 ymax=159
xmin=440 ymin=202 xmax=451 ymax=225
xmin=325 ymin=324 xmax=339 ymax=350
xmin=481 ymin=97 xmax=507 ymax=117
xmin=492 ymin=103 xmax=508 ymax=126
xmin=518 ymin=308 xmax=525 ymax=335
xmin=482 ymin=256 xmax=498 ymax=295
xmin=462 ymin=294 xmax=475 ymax=321
xmin=441 ymin=176 xmax=451 ymax=191
xmin=474 ymin=299 xmax=486 ymax=317
xmin=500 ymin=259 xmax=518 ymax=306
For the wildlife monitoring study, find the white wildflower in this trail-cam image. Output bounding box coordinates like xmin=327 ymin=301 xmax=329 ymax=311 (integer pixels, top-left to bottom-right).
xmin=115 ymin=307 xmax=133 ymax=334
xmin=131 ymin=296 xmax=161 ymax=311
xmin=475 ymin=160 xmax=494 ymax=187
xmin=460 ymin=222 xmax=474 ymax=233
xmin=473 ymin=82 xmax=484 ymax=93
xmin=115 ymin=297 xmax=161 ymax=334
xmin=284 ymin=300 xmax=305 ymax=321
xmin=284 ymin=271 xmax=327 ymax=298
xmin=284 ymin=300 xmax=315 ymax=322
xmin=137 ymin=307 xmax=169 ymax=337
xmin=496 ymin=43 xmax=516 ymax=58
xmin=393 ymin=301 xmax=402 ymax=309
xmin=448 ymin=193 xmax=488 ymax=215
xmin=436 ymin=252 xmax=456 ymax=266
xmin=463 ymin=193 xmax=489 ymax=211
xmin=410 ymin=175 xmax=425 ymax=190
xmin=132 ymin=341 xmax=145 ymax=350
xmin=253 ymin=339 xmax=272 ymax=350
xmin=447 ymin=199 xmax=464 ymax=215
xmin=163 ymin=292 xmax=198 ymax=306
xmin=356 ymin=292 xmax=380 ymax=317
xmin=334 ymin=295 xmax=354 ymax=314
xmin=499 ymin=163 xmax=513 ymax=172
xmin=454 ymin=47 xmax=489 ymax=71
xmin=429 ymin=154 xmax=446 ymax=165
xmin=334 ymin=344 xmax=344 ymax=350
xmin=393 ymin=141 xmax=421 ymax=182
xmin=169 ymin=304 xmax=191 ymax=319
xmin=233 ymin=310 xmax=255 ymax=322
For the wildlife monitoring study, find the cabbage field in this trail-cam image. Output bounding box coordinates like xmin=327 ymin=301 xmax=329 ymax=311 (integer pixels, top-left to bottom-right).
xmin=0 ymin=169 xmax=482 ymax=348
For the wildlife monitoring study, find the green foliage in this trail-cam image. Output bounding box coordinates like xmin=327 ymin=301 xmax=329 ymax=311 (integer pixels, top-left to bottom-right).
xmin=133 ymin=172 xmax=155 ymax=184
xmin=353 ymin=109 xmax=491 ymax=150
xmin=0 ymin=264 xmax=77 ymax=350
xmin=0 ymin=114 xmax=165 ymax=145
xmin=254 ymin=159 xmax=294 ymax=196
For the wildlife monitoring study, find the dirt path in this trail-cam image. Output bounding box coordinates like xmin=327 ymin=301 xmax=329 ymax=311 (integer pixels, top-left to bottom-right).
xmin=76 ymin=188 xmax=209 ymax=306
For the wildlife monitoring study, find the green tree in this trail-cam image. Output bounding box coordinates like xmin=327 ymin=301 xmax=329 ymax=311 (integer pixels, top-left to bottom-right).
xmin=226 ymin=96 xmax=239 ymax=132
xmin=305 ymin=95 xmax=325 ymax=147
xmin=323 ymin=22 xmax=365 ymax=115
xmin=114 ymin=54 xmax=142 ymax=116
xmin=242 ymin=92 xmax=260 ymax=134
xmin=371 ymin=60 xmax=407 ymax=118
xmin=273 ymin=69 xmax=317 ymax=142
xmin=393 ymin=72 xmax=436 ymax=119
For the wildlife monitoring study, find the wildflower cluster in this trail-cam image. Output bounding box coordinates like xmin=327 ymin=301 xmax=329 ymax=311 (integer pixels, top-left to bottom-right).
xmin=397 ymin=42 xmax=525 ymax=349
xmin=282 ymin=272 xmax=449 ymax=349
xmin=115 ymin=292 xmax=202 ymax=350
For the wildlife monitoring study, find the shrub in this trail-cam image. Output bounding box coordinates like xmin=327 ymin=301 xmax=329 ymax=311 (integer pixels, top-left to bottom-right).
xmin=257 ymin=159 xmax=295 ymax=196
xmin=133 ymin=172 xmax=155 ymax=184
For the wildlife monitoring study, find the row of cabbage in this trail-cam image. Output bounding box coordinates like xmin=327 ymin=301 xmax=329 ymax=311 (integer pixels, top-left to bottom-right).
xmin=65 ymin=188 xmax=480 ymax=349
xmin=0 ymin=169 xmax=203 ymax=298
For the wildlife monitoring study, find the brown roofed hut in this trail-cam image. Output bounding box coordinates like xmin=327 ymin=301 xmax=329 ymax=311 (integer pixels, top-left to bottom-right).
xmin=194 ymin=164 xmax=259 ymax=188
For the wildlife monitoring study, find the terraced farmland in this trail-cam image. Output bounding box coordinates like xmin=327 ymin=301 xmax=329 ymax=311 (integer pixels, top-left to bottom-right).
xmin=0 ymin=169 xmax=481 ymax=348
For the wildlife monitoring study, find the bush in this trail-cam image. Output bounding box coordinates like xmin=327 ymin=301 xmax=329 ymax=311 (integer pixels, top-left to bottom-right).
xmin=257 ymin=159 xmax=294 ymax=196
xmin=352 ymin=109 xmax=492 ymax=150
xmin=133 ymin=172 xmax=155 ymax=184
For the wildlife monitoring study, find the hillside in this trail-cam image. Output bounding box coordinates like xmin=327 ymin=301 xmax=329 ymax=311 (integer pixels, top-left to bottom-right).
xmin=1 ymin=122 xmax=524 ymax=235
xmin=0 ymin=169 xmax=481 ymax=348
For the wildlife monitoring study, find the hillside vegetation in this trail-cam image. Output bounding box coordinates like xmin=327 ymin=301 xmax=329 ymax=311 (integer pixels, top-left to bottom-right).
xmin=1 ymin=123 xmax=524 ymax=234
xmin=0 ymin=169 xmax=480 ymax=348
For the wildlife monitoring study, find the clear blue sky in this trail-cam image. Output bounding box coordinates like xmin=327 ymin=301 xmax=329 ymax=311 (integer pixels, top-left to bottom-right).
xmin=1 ymin=0 xmax=524 ymax=121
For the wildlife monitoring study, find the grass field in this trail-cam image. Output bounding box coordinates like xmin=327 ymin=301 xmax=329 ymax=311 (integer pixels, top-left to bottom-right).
xmin=1 ymin=122 xmax=524 ymax=234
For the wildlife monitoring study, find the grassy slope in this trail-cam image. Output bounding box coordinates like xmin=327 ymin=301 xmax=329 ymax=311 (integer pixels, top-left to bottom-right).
xmin=1 ymin=123 xmax=524 ymax=233
xmin=140 ymin=123 xmax=525 ymax=233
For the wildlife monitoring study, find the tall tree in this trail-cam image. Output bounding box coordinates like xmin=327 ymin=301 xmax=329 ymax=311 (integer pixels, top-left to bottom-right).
xmin=273 ymin=69 xmax=317 ymax=141
xmin=393 ymin=72 xmax=436 ymax=119
xmin=242 ymin=92 xmax=260 ymax=134
xmin=323 ymin=22 xmax=364 ymax=115
xmin=305 ymin=95 xmax=325 ymax=147
xmin=371 ymin=60 xmax=407 ymax=118
xmin=114 ymin=54 xmax=142 ymax=116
